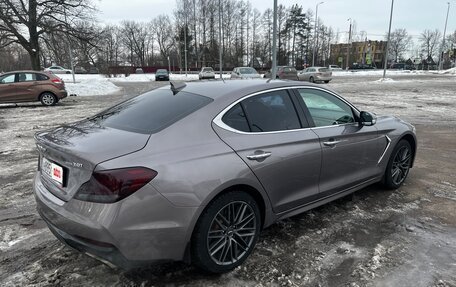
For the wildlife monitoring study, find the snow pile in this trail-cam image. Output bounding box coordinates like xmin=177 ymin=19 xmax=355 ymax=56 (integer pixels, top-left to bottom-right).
xmin=64 ymin=78 xmax=121 ymax=96
xmin=439 ymin=67 xmax=456 ymax=75
xmin=374 ymin=78 xmax=395 ymax=83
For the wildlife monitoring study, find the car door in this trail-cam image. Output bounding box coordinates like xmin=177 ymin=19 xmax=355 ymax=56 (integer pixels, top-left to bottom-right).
xmin=299 ymin=69 xmax=309 ymax=81
xmin=0 ymin=73 xmax=19 ymax=103
xmin=14 ymin=73 xmax=39 ymax=101
xmin=212 ymin=88 xmax=322 ymax=214
xmin=294 ymin=87 xmax=384 ymax=196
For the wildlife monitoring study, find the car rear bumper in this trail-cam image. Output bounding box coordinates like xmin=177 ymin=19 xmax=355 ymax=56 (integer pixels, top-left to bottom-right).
xmin=315 ymin=76 xmax=332 ymax=82
xmin=56 ymin=90 xmax=68 ymax=99
xmin=33 ymin=173 xmax=198 ymax=268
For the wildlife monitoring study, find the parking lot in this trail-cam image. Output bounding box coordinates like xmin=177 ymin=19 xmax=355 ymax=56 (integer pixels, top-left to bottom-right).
xmin=0 ymin=74 xmax=455 ymax=286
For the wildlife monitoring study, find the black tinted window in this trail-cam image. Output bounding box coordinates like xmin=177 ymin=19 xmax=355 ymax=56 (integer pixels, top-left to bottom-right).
xmin=222 ymin=104 xmax=250 ymax=132
xmin=89 ymin=89 xmax=212 ymax=134
xmin=241 ymin=90 xmax=301 ymax=132
xmin=36 ymin=73 xmax=49 ymax=81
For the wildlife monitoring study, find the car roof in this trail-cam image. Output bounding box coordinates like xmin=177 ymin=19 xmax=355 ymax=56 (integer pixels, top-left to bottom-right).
xmin=1 ymin=70 xmax=52 ymax=75
xmin=165 ymin=79 xmax=330 ymax=101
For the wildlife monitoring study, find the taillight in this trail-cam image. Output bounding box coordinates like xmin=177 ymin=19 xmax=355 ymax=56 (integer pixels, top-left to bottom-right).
xmin=74 ymin=167 xmax=157 ymax=203
xmin=51 ymin=78 xmax=62 ymax=84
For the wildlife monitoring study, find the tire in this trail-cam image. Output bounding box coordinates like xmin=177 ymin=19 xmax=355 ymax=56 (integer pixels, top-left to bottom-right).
xmin=309 ymin=76 xmax=314 ymax=83
xmin=66 ymin=71 xmax=71 ymax=74
xmin=384 ymin=140 xmax=412 ymax=189
xmin=324 ymin=80 xmax=330 ymax=83
xmin=40 ymin=92 xmax=58 ymax=106
xmin=191 ymin=191 xmax=261 ymax=273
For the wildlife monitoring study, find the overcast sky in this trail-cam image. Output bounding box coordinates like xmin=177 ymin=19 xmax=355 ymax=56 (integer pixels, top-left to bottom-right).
xmin=96 ymin=0 xmax=455 ymax=42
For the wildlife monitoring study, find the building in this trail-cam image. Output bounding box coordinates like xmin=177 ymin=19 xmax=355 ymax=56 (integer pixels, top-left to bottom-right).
xmin=329 ymin=40 xmax=387 ymax=69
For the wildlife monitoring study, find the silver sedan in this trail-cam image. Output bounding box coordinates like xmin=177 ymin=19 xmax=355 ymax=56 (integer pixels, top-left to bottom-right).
xmin=34 ymin=80 xmax=416 ymax=273
xmin=298 ymin=66 xmax=333 ymax=83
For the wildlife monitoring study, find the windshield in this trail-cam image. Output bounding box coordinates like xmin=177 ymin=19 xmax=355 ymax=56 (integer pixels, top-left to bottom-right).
xmin=239 ymin=67 xmax=258 ymax=74
xmin=156 ymin=69 xmax=168 ymax=74
xmin=89 ymin=89 xmax=212 ymax=134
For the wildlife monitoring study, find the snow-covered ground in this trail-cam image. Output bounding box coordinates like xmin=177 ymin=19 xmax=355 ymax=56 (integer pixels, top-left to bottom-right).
xmin=58 ymin=69 xmax=455 ymax=97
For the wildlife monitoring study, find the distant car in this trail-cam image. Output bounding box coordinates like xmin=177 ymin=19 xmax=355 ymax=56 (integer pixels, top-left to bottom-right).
xmin=328 ymin=65 xmax=343 ymax=71
xmin=199 ymin=67 xmax=215 ymax=80
xmin=390 ymin=63 xmax=415 ymax=70
xmin=298 ymin=67 xmax=332 ymax=83
xmin=74 ymin=66 xmax=87 ymax=74
xmin=265 ymin=66 xmax=298 ymax=80
xmin=350 ymin=63 xmax=375 ymax=70
xmin=230 ymin=67 xmax=261 ymax=79
xmin=88 ymin=67 xmax=99 ymax=74
xmin=135 ymin=68 xmax=144 ymax=74
xmin=0 ymin=71 xmax=67 ymax=106
xmin=155 ymin=69 xmax=169 ymax=81
xmin=44 ymin=66 xmax=72 ymax=74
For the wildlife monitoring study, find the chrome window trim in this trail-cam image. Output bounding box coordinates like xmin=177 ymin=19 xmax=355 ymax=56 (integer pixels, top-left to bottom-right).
xmin=213 ymin=85 xmax=360 ymax=135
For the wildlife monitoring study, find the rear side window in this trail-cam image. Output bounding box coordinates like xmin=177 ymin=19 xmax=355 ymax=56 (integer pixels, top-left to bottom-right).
xmin=18 ymin=73 xmax=38 ymax=82
xmin=36 ymin=73 xmax=49 ymax=81
xmin=319 ymin=68 xmax=329 ymax=72
xmin=222 ymin=90 xmax=301 ymax=133
xmin=89 ymin=89 xmax=213 ymax=134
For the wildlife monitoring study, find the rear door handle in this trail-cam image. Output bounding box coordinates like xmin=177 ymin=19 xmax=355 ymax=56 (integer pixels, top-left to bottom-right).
xmin=247 ymin=152 xmax=272 ymax=161
xmin=323 ymin=140 xmax=341 ymax=147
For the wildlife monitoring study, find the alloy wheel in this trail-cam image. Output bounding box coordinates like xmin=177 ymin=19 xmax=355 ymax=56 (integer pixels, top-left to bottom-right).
xmin=391 ymin=146 xmax=411 ymax=186
xmin=207 ymin=201 xmax=257 ymax=265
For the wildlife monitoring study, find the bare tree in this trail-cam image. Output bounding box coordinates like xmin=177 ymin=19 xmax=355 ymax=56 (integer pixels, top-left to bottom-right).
xmin=420 ymin=29 xmax=441 ymax=60
xmin=120 ymin=21 xmax=154 ymax=66
xmin=0 ymin=0 xmax=96 ymax=70
xmin=154 ymin=15 xmax=175 ymax=63
xmin=386 ymin=28 xmax=412 ymax=62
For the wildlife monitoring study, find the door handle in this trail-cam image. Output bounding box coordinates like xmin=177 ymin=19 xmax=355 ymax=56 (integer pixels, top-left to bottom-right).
xmin=247 ymin=152 xmax=272 ymax=161
xmin=323 ymin=140 xmax=341 ymax=147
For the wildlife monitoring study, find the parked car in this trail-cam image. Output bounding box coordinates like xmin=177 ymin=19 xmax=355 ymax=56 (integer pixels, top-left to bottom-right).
xmin=298 ymin=67 xmax=332 ymax=83
xmin=135 ymin=68 xmax=144 ymax=74
xmin=230 ymin=67 xmax=261 ymax=79
xmin=350 ymin=63 xmax=375 ymax=70
xmin=328 ymin=65 xmax=343 ymax=71
xmin=390 ymin=63 xmax=416 ymax=70
xmin=264 ymin=66 xmax=298 ymax=80
xmin=0 ymin=71 xmax=67 ymax=106
xmin=155 ymin=69 xmax=169 ymax=81
xmin=199 ymin=67 xmax=216 ymax=80
xmin=34 ymin=79 xmax=416 ymax=273
xmin=44 ymin=66 xmax=72 ymax=74
xmin=88 ymin=67 xmax=99 ymax=74
xmin=74 ymin=66 xmax=87 ymax=74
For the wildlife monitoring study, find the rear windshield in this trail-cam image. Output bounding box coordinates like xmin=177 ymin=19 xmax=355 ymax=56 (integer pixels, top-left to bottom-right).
xmin=89 ymin=89 xmax=212 ymax=134
xmin=203 ymin=68 xmax=214 ymax=72
xmin=239 ymin=67 xmax=258 ymax=74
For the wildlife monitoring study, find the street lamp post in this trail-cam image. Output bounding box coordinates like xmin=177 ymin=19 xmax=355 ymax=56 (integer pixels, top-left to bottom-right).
xmin=439 ymin=2 xmax=451 ymax=71
xmin=345 ymin=18 xmax=352 ymax=71
xmin=312 ymin=1 xmax=324 ymax=67
xmin=383 ymin=0 xmax=394 ymax=79
xmin=184 ymin=0 xmax=188 ymax=77
xmin=271 ymin=0 xmax=278 ymax=79
xmin=218 ymin=0 xmax=223 ymax=79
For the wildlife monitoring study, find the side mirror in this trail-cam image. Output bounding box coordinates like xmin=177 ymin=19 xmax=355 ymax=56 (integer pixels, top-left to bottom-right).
xmin=359 ymin=111 xmax=376 ymax=126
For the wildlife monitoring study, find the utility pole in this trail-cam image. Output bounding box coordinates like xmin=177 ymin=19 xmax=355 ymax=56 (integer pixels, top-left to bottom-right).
xmin=312 ymin=2 xmax=324 ymax=67
xmin=184 ymin=0 xmax=188 ymax=77
xmin=345 ymin=18 xmax=352 ymax=71
xmin=193 ymin=0 xmax=198 ymax=69
xmin=383 ymin=0 xmax=394 ymax=79
xmin=439 ymin=2 xmax=450 ymax=70
xmin=271 ymin=0 xmax=278 ymax=79
xmin=218 ymin=0 xmax=223 ymax=79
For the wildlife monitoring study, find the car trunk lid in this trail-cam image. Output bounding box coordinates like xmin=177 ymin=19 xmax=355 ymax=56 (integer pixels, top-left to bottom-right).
xmin=35 ymin=120 xmax=150 ymax=202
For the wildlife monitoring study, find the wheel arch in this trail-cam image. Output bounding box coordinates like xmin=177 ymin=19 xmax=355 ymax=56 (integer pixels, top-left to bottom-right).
xmin=399 ymin=133 xmax=417 ymax=168
xmin=183 ymin=183 xmax=271 ymax=264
